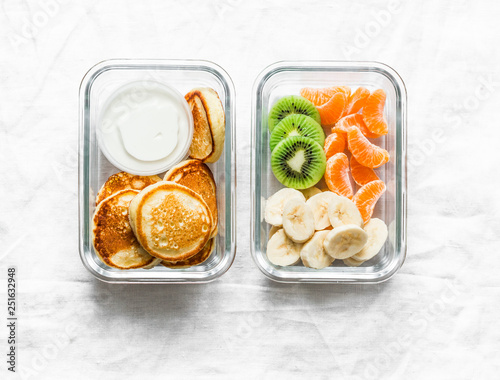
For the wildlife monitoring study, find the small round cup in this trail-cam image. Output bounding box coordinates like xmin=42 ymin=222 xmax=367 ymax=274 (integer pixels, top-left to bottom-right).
xmin=96 ymin=80 xmax=194 ymax=175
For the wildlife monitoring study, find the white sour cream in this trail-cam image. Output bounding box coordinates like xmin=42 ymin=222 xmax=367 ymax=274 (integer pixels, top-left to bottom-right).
xmin=97 ymin=81 xmax=193 ymax=175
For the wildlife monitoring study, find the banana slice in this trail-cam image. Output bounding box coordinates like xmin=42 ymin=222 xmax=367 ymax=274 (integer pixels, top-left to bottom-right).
xmin=300 ymin=231 xmax=334 ymax=269
xmin=352 ymin=218 xmax=388 ymax=261
xmin=328 ymin=195 xmax=364 ymax=228
xmin=343 ymin=257 xmax=365 ymax=267
xmin=306 ymin=191 xmax=338 ymax=230
xmin=282 ymin=198 xmax=315 ymax=243
xmin=300 ymin=186 xmax=322 ymax=200
xmin=265 ymin=188 xmax=305 ymax=227
xmin=269 ymin=225 xmax=280 ymax=240
xmin=266 ymin=229 xmax=302 ymax=266
xmin=323 ymin=224 xmax=368 ymax=259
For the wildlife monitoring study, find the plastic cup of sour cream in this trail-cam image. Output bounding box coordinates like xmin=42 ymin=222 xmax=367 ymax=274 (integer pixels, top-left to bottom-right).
xmin=97 ymin=81 xmax=194 ymax=175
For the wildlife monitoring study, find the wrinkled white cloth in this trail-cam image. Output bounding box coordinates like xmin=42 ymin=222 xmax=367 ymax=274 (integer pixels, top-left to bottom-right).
xmin=0 ymin=1 xmax=499 ymax=379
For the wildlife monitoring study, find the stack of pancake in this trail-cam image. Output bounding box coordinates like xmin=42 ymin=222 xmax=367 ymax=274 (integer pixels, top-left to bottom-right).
xmin=92 ymin=87 xmax=225 ymax=270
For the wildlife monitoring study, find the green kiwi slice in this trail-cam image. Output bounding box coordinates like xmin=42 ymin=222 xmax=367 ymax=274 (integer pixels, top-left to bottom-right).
xmin=270 ymin=114 xmax=325 ymax=152
xmin=268 ymin=95 xmax=321 ymax=132
xmin=271 ymin=136 xmax=326 ymax=189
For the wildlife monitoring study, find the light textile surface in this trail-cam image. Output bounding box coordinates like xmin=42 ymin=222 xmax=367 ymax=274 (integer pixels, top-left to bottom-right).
xmin=0 ymin=1 xmax=499 ymax=379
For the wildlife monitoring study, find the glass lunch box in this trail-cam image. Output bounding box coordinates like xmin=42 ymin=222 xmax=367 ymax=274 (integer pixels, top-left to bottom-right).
xmin=251 ymin=61 xmax=407 ymax=283
xmin=78 ymin=59 xmax=236 ymax=283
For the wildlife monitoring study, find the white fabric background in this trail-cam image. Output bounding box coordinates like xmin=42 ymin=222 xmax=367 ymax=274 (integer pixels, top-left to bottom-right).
xmin=1 ymin=1 xmax=500 ymax=379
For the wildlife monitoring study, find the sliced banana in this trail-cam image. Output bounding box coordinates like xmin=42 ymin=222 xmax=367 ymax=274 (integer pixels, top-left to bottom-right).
xmin=300 ymin=186 xmax=322 ymax=200
xmin=352 ymin=218 xmax=388 ymax=261
xmin=343 ymin=257 xmax=365 ymax=267
xmin=323 ymin=224 xmax=368 ymax=259
xmin=266 ymin=229 xmax=302 ymax=266
xmin=328 ymin=195 xmax=364 ymax=228
xmin=269 ymin=225 xmax=280 ymax=240
xmin=265 ymin=188 xmax=305 ymax=227
xmin=282 ymin=198 xmax=315 ymax=243
xmin=306 ymin=191 xmax=338 ymax=230
xmin=300 ymin=231 xmax=334 ymax=269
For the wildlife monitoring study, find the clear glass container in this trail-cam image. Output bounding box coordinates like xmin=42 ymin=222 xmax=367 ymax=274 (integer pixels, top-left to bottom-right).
xmin=251 ymin=61 xmax=407 ymax=283
xmin=79 ymin=59 xmax=236 ymax=283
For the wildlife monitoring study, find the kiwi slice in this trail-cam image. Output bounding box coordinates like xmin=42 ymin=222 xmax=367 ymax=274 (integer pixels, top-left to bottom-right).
xmin=271 ymin=136 xmax=326 ymax=190
xmin=268 ymin=95 xmax=321 ymax=132
xmin=270 ymin=114 xmax=325 ymax=152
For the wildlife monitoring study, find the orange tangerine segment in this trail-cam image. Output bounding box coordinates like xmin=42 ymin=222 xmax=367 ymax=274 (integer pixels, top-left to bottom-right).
xmin=358 ymin=118 xmax=383 ymax=139
xmin=336 ymin=86 xmax=351 ymax=99
xmin=317 ymin=92 xmax=347 ymax=126
xmin=324 ymin=153 xmax=353 ymax=199
xmin=300 ymin=86 xmax=351 ymax=107
xmin=300 ymin=87 xmax=339 ymax=106
xmin=350 ymin=155 xmax=380 ymax=186
xmin=353 ymin=180 xmax=386 ymax=224
xmin=335 ymin=114 xmax=361 ymax=134
xmin=347 ymin=127 xmax=389 ymax=169
xmin=362 ymin=89 xmax=388 ymax=135
xmin=324 ymin=132 xmax=346 ymax=160
xmin=345 ymin=87 xmax=370 ymax=116
xmin=334 ymin=114 xmax=382 ymax=139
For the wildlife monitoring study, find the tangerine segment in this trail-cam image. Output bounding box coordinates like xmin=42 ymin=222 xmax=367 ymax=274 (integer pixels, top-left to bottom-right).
xmin=324 ymin=132 xmax=346 ymax=160
xmin=353 ymin=180 xmax=386 ymax=224
xmin=317 ymin=92 xmax=347 ymax=126
xmin=357 ymin=118 xmax=383 ymax=139
xmin=335 ymin=114 xmax=382 ymax=139
xmin=324 ymin=153 xmax=353 ymax=199
xmin=300 ymin=87 xmax=338 ymax=106
xmin=335 ymin=114 xmax=360 ymax=133
xmin=347 ymin=127 xmax=389 ymax=168
xmin=300 ymin=86 xmax=351 ymax=107
xmin=350 ymin=156 xmax=380 ymax=186
xmin=336 ymin=86 xmax=351 ymax=98
xmin=345 ymin=87 xmax=370 ymax=116
xmin=362 ymin=89 xmax=388 ymax=135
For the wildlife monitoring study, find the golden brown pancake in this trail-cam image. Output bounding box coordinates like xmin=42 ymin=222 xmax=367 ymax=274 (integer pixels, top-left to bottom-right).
xmin=185 ymin=88 xmax=225 ymax=163
xmin=163 ymin=159 xmax=218 ymax=237
xmin=161 ymin=238 xmax=215 ymax=268
xmin=128 ymin=181 xmax=213 ymax=261
xmin=92 ymin=190 xmax=160 ymax=269
xmin=95 ymin=172 xmax=162 ymax=206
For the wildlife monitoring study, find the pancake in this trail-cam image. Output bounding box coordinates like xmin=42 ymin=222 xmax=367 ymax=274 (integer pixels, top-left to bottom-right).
xmin=161 ymin=238 xmax=215 ymax=268
xmin=92 ymin=189 xmax=160 ymax=269
xmin=185 ymin=88 xmax=225 ymax=163
xmin=129 ymin=181 xmax=213 ymax=261
xmin=164 ymin=159 xmax=218 ymax=237
xmin=95 ymin=172 xmax=162 ymax=206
